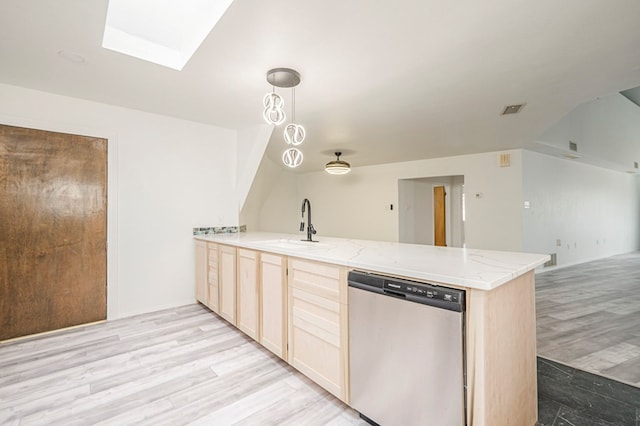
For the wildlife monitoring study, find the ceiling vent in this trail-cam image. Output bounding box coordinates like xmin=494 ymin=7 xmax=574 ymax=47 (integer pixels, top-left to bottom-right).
xmin=569 ymin=141 xmax=578 ymax=152
xmin=501 ymin=104 xmax=525 ymax=115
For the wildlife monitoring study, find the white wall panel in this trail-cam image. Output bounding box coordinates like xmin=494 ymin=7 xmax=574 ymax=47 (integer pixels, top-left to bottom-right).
xmin=523 ymin=150 xmax=639 ymax=268
xmin=252 ymin=150 xmax=524 ymax=252
xmin=0 ymin=83 xmax=237 ymax=319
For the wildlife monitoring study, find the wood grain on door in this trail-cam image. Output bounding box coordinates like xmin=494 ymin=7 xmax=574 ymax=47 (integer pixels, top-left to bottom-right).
xmin=0 ymin=124 xmax=107 ymax=340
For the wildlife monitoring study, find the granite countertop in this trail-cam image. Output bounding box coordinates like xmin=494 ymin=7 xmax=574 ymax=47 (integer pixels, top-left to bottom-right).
xmin=195 ymin=232 xmax=549 ymax=291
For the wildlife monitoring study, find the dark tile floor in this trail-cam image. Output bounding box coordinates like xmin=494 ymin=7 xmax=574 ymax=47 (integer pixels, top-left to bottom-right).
xmin=538 ymin=357 xmax=640 ymax=426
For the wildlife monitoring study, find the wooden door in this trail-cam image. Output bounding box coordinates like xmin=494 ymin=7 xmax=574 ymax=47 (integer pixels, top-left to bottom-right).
xmin=260 ymin=252 xmax=287 ymax=360
xmin=0 ymin=124 xmax=107 ymax=340
xmin=434 ymin=185 xmax=446 ymax=247
xmin=218 ymin=244 xmax=237 ymax=325
xmin=237 ymin=248 xmax=258 ymax=339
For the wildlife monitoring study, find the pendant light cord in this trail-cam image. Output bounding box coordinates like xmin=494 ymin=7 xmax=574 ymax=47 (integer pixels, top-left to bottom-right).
xmin=292 ymin=87 xmax=296 ymax=122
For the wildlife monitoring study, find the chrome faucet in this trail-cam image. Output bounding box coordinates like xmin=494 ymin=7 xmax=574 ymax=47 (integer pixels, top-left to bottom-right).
xmin=300 ymin=198 xmax=317 ymax=242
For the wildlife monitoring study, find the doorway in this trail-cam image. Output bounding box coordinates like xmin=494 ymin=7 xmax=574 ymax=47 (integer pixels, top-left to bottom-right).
xmin=398 ymin=175 xmax=464 ymax=247
xmin=0 ymin=124 xmax=107 ymax=340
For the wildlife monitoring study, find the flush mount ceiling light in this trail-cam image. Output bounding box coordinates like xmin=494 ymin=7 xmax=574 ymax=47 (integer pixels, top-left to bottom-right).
xmin=264 ymin=68 xmax=307 ymax=167
xmin=102 ymin=0 xmax=234 ymax=70
xmin=325 ymin=152 xmax=351 ymax=175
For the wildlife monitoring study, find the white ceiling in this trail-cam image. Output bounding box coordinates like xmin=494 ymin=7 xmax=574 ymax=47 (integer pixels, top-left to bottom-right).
xmin=1 ymin=0 xmax=640 ymax=172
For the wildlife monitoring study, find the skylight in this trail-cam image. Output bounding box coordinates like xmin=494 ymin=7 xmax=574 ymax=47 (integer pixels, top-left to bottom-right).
xmin=102 ymin=0 xmax=234 ymax=70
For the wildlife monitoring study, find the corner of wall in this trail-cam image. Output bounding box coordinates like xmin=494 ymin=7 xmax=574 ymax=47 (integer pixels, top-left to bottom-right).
xmin=236 ymin=124 xmax=273 ymax=212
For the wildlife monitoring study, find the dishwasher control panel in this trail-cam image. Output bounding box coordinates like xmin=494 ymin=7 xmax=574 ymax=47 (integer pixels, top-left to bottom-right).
xmin=348 ymin=270 xmax=465 ymax=312
xmin=384 ymin=280 xmax=461 ymax=303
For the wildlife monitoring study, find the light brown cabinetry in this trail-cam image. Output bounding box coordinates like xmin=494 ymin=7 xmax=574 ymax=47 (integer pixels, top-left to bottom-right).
xmin=259 ymin=253 xmax=287 ymax=360
xmin=219 ymin=244 xmax=237 ymax=325
xmin=195 ymin=238 xmax=540 ymax=424
xmin=466 ymin=271 xmax=538 ymax=425
xmin=287 ymin=258 xmax=349 ymax=402
xmin=237 ymin=248 xmax=259 ymax=340
xmin=207 ymin=243 xmax=219 ymax=313
xmin=194 ymin=240 xmax=208 ymax=304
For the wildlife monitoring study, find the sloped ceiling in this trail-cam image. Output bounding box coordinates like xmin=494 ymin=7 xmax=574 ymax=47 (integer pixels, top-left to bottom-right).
xmin=0 ymin=0 xmax=639 ymax=172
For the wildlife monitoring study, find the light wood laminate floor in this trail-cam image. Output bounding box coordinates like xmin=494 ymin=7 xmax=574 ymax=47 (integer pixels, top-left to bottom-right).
xmin=0 ymin=304 xmax=366 ymax=426
xmin=536 ymin=251 xmax=640 ymax=387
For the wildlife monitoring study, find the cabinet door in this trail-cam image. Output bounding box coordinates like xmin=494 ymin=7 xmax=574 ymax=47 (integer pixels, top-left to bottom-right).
xmin=237 ymin=248 xmax=259 ymax=339
xmin=219 ymin=244 xmax=237 ymax=325
xmin=288 ymin=258 xmax=349 ymax=402
xmin=207 ymin=243 xmax=219 ymax=313
xmin=260 ymin=253 xmax=287 ymax=360
xmin=194 ymin=240 xmax=208 ymax=304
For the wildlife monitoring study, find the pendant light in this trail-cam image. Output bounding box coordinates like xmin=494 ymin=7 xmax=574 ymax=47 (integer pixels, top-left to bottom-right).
xmin=325 ymin=152 xmax=351 ymax=175
xmin=263 ymin=68 xmax=300 ymax=126
xmin=263 ymin=68 xmax=306 ymax=168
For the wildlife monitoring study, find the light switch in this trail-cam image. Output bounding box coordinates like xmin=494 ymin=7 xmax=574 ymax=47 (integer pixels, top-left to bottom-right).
xmin=523 ymin=201 xmax=530 ymax=209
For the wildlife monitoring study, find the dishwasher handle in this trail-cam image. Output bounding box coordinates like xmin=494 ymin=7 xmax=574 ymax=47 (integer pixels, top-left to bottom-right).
xmin=383 ymin=288 xmax=406 ymax=299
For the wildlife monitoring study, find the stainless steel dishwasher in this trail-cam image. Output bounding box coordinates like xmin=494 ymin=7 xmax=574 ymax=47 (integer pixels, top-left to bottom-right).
xmin=348 ymin=270 xmax=466 ymax=426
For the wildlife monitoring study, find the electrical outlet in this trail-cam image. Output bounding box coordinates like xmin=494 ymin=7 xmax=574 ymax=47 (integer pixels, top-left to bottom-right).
xmin=556 ymin=239 xmax=561 ymax=247
xmin=524 ymin=201 xmax=530 ymax=209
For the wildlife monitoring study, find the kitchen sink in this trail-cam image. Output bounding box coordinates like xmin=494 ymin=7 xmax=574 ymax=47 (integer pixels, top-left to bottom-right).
xmin=255 ymin=239 xmax=328 ymax=250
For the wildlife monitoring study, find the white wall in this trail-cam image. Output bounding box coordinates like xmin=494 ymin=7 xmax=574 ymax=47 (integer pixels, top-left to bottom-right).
xmin=398 ymin=179 xmax=429 ymax=244
xmin=0 ymin=83 xmax=238 ymax=319
xmin=240 ymin=155 xmax=300 ymax=234
xmin=536 ymin=93 xmax=640 ymax=171
xmin=522 ymin=150 xmax=639 ymax=268
xmin=236 ymin=124 xmax=273 ymax=211
xmin=253 ymin=150 xmax=523 ymax=251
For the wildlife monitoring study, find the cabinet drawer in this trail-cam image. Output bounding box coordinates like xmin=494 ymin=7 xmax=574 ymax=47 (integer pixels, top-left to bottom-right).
xmin=290 ymin=287 xmax=340 ymax=347
xmin=288 ymin=258 xmax=344 ymax=303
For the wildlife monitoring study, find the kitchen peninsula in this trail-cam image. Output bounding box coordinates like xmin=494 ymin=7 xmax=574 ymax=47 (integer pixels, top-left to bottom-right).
xmin=194 ymin=232 xmax=549 ymax=426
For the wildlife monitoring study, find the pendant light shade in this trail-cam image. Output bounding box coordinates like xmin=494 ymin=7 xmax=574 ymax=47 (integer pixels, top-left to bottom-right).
xmin=263 ymin=92 xmax=285 ymax=125
xmin=282 ymin=147 xmax=304 ymax=168
xmin=325 ymin=152 xmax=351 ymax=175
xmin=284 ymin=123 xmax=305 ymax=145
